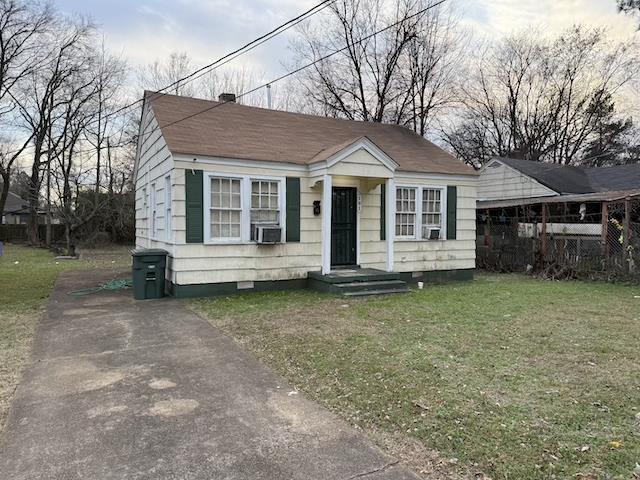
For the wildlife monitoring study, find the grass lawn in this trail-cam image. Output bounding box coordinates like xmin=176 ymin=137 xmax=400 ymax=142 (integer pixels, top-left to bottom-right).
xmin=190 ymin=276 xmax=640 ymax=479
xmin=0 ymin=243 xmax=131 ymax=432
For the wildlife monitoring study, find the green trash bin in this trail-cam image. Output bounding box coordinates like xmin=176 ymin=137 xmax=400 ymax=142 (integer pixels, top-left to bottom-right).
xmin=131 ymin=249 xmax=169 ymax=300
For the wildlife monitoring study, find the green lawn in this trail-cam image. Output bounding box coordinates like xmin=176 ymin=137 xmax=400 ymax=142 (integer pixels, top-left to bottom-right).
xmin=190 ymin=276 xmax=640 ymax=479
xmin=0 ymin=243 xmax=131 ymax=431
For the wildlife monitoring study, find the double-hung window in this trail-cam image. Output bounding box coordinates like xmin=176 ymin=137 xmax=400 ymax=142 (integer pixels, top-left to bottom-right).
xmin=250 ymin=180 xmax=280 ymax=240
xmin=395 ymin=185 xmax=445 ymax=240
xmin=422 ymin=188 xmax=442 ymax=239
xmin=395 ymin=187 xmax=416 ymax=237
xmin=210 ymin=177 xmax=242 ymax=240
xmin=206 ymin=175 xmax=284 ymax=243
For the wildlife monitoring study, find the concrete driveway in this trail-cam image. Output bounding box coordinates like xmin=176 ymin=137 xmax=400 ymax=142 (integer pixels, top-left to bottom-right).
xmin=0 ymin=270 xmax=419 ymax=480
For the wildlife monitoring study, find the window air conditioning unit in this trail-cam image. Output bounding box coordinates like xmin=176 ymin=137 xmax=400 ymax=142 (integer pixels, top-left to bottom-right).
xmin=255 ymin=225 xmax=282 ymax=244
xmin=428 ymin=228 xmax=441 ymax=240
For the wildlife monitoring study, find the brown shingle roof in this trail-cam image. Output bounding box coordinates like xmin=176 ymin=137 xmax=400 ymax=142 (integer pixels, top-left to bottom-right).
xmin=145 ymin=92 xmax=476 ymax=176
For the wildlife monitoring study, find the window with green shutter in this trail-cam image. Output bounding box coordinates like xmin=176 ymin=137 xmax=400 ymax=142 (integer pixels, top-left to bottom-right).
xmin=446 ymin=185 xmax=457 ymax=240
xmin=185 ymin=170 xmax=203 ymax=243
xmin=285 ymin=177 xmax=300 ymax=242
xmin=380 ymin=183 xmax=386 ymax=240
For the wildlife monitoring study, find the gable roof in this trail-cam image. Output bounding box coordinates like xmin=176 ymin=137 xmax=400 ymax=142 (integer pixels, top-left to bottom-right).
xmin=0 ymin=186 xmax=28 ymax=214
xmin=497 ymin=157 xmax=592 ymax=194
xmin=494 ymin=157 xmax=640 ymax=194
xmin=144 ymin=92 xmax=476 ymax=176
xmin=585 ymin=164 xmax=640 ymax=192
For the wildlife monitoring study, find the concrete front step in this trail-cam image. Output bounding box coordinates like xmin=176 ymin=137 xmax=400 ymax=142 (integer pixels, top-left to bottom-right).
xmin=308 ymin=268 xmax=410 ymax=296
xmin=308 ymin=269 xmax=400 ymax=284
xmin=342 ymin=287 xmax=411 ymax=297
xmin=333 ymin=279 xmax=409 ymax=293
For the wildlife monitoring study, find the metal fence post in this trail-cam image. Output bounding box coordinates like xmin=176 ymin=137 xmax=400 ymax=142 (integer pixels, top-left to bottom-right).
xmin=624 ymin=197 xmax=631 ymax=274
xmin=601 ymin=202 xmax=609 ymax=260
xmin=484 ymin=209 xmax=491 ymax=248
xmin=541 ymin=204 xmax=548 ymax=264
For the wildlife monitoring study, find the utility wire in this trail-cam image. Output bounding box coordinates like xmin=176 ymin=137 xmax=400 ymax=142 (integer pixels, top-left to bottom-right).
xmin=90 ymin=0 xmax=337 ymax=126
xmin=13 ymin=0 xmax=336 ymax=159
xmin=143 ymin=0 xmax=450 ymax=138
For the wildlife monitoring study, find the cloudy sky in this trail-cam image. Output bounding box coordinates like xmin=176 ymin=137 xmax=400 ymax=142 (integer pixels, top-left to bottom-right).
xmin=55 ymin=0 xmax=638 ymax=83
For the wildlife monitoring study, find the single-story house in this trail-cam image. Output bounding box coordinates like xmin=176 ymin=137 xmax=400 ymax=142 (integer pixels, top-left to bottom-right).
xmin=476 ymin=157 xmax=640 ymax=275
xmin=1 ymin=189 xmax=30 ymax=224
xmin=134 ymin=92 xmax=478 ymax=297
xmin=478 ymin=157 xmax=640 ymax=202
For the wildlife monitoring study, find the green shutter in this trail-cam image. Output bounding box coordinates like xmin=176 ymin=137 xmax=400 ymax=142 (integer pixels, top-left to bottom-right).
xmin=380 ymin=183 xmax=386 ymax=240
xmin=286 ymin=177 xmax=300 ymax=242
xmin=185 ymin=170 xmax=203 ymax=243
xmin=446 ymin=185 xmax=457 ymax=240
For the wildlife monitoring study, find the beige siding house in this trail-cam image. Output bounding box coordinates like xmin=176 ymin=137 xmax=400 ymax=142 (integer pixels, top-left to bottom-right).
xmin=478 ymin=158 xmax=557 ymax=201
xmin=134 ymin=92 xmax=478 ymax=297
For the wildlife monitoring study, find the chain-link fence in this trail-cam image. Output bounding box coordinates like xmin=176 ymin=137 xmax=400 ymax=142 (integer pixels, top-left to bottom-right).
xmin=477 ymin=196 xmax=640 ymax=282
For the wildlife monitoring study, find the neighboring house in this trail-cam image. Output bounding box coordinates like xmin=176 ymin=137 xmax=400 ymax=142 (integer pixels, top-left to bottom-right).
xmin=134 ymin=92 xmax=478 ymax=297
xmin=1 ymin=190 xmax=30 ymax=224
xmin=478 ymin=157 xmax=640 ymax=202
xmin=476 ymin=157 xmax=640 ymax=274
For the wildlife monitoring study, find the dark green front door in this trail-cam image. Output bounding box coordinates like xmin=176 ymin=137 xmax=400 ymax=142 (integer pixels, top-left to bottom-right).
xmin=331 ymin=187 xmax=357 ymax=267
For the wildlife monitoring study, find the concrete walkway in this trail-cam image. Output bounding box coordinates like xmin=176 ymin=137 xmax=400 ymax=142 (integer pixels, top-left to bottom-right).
xmin=0 ymin=270 xmax=418 ymax=480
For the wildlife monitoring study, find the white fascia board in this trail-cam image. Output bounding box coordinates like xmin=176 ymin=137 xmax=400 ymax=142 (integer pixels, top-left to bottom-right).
xmin=325 ymin=138 xmax=399 ymax=171
xmin=478 ymin=157 xmax=502 ymax=174
xmin=309 ymin=137 xmax=398 ymax=173
xmin=132 ymin=102 xmax=150 ymax=185
xmin=485 ymin=158 xmax=560 ymax=196
xmin=173 ymin=154 xmax=307 ymax=173
xmin=394 ymin=170 xmax=478 ymax=183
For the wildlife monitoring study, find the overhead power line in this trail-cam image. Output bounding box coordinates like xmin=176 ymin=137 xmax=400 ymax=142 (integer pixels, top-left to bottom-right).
xmin=91 ymin=0 xmax=337 ymax=127
xmin=12 ymin=0 xmax=335 ymax=160
xmin=142 ymin=0 xmax=450 ymax=138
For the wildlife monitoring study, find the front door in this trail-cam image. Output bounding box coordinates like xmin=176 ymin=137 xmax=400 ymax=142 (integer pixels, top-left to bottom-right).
xmin=331 ymin=187 xmax=357 ymax=267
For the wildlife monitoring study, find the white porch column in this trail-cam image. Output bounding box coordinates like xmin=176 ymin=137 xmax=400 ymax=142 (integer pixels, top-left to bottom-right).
xmin=385 ymin=178 xmax=395 ymax=272
xmin=321 ymin=174 xmax=332 ymax=274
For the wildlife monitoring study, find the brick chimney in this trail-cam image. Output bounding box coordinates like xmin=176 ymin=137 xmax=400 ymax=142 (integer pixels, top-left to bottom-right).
xmin=218 ymin=93 xmax=236 ymax=103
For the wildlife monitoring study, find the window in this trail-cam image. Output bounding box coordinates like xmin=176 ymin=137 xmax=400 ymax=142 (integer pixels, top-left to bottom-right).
xmin=142 ymin=187 xmax=147 ymax=218
xmin=165 ymin=175 xmax=172 ymax=240
xmin=395 ymin=187 xmax=416 ymax=237
xmin=422 ymin=188 xmax=442 ymax=239
xmin=209 ymin=177 xmax=241 ymax=240
xmin=395 ymin=185 xmax=445 ymax=240
xmin=250 ymin=180 xmax=280 ymax=240
xmin=205 ymin=175 xmax=284 ymax=244
xmin=150 ymin=183 xmax=157 ymax=237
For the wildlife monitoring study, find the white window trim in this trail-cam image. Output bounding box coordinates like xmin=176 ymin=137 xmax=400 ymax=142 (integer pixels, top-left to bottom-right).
xmin=141 ymin=186 xmax=148 ymax=219
xmin=205 ymin=175 xmax=243 ymax=243
xmin=150 ymin=182 xmax=157 ymax=239
xmin=203 ymin=173 xmax=287 ymax=245
xmin=395 ymin=186 xmax=418 ymax=240
xmin=144 ymin=166 xmax=150 ymax=219
xmin=165 ymin=174 xmax=172 ymax=241
xmin=394 ymin=184 xmax=447 ymax=241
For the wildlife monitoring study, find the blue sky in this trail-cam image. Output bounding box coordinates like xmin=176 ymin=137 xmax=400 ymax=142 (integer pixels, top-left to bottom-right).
xmin=55 ymin=0 xmax=637 ymax=76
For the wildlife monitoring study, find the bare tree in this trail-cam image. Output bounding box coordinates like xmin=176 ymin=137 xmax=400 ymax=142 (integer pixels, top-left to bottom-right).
xmin=292 ymin=0 xmax=460 ymax=132
xmin=83 ymin=40 xmax=126 ymax=193
xmin=401 ymin=1 xmax=463 ymax=136
xmin=198 ymin=66 xmax=265 ymax=104
xmin=443 ymin=27 xmax=640 ymax=165
xmin=49 ymin=69 xmax=99 ymax=252
xmin=618 ymin=0 xmax=640 ymax=24
xmin=137 ymin=51 xmax=195 ymax=97
xmin=0 ymin=0 xmax=52 ymax=219
xmin=13 ymin=15 xmax=96 ymax=243
xmin=293 ymin=0 xmax=415 ymax=122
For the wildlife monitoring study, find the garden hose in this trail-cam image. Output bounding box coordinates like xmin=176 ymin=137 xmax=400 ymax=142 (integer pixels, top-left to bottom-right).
xmin=68 ymin=279 xmax=133 ymax=297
